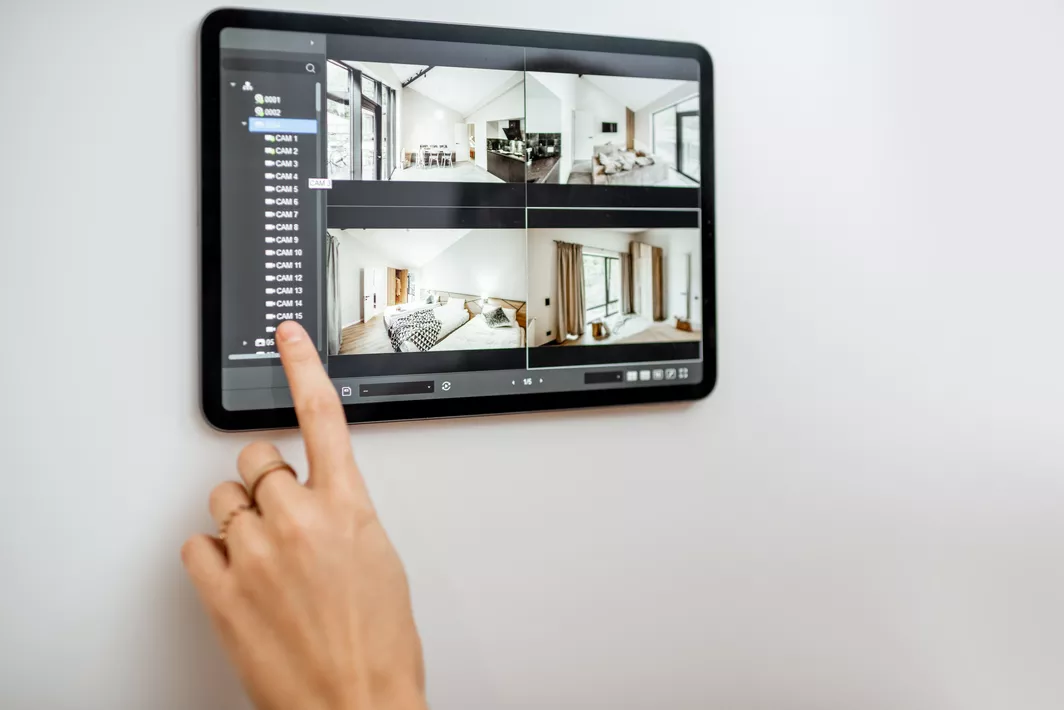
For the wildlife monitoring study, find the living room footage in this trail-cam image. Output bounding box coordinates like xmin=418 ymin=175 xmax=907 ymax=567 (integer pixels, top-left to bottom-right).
xmin=323 ymin=224 xmax=703 ymax=372
xmin=322 ymin=42 xmax=702 ymax=206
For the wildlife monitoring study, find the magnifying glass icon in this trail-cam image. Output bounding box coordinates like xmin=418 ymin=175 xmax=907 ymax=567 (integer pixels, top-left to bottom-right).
xmin=305 ymin=63 xmax=316 ymax=74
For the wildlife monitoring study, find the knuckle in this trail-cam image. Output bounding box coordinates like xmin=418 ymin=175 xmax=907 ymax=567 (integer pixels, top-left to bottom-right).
xmin=275 ymin=503 xmax=318 ymax=545
xmin=238 ymin=538 xmax=273 ymax=576
xmin=238 ymin=440 xmax=277 ymax=469
xmin=299 ymin=389 xmax=339 ymax=418
xmin=289 ymin=341 xmax=316 ymax=363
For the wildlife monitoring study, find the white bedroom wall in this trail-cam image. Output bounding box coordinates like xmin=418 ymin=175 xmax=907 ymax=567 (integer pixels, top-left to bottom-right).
xmin=419 ymin=229 xmax=526 ymax=302
xmin=329 ymin=228 xmax=394 ymax=326
xmin=400 ymin=89 xmax=464 ymax=157
xmin=633 ymin=81 xmax=699 ymax=153
xmin=527 ymin=229 xmax=635 ymax=346
xmin=575 ymin=78 xmax=629 ymax=158
xmin=328 ymin=228 xmax=362 ymax=326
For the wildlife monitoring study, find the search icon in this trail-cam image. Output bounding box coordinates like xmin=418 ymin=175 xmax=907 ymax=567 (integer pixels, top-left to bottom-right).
xmin=305 ymin=63 xmax=316 ymax=74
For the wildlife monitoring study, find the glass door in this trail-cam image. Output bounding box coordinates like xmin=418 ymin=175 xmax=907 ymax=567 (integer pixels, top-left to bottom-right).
xmin=326 ymin=61 xmax=353 ymax=180
xmin=583 ymin=254 xmax=621 ymax=323
xmin=678 ymin=112 xmax=699 ymax=181
xmin=360 ymin=102 xmax=379 ymax=180
xmin=652 ymin=106 xmax=677 ymax=170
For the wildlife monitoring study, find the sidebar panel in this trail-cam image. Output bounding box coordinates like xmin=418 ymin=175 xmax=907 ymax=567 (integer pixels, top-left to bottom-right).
xmin=219 ymin=30 xmax=327 ymax=378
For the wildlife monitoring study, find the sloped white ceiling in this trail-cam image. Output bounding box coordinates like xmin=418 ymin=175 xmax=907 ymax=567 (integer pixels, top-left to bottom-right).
xmin=581 ymin=75 xmax=692 ymax=111
xmin=341 ymin=229 xmax=471 ymax=269
xmin=396 ymin=65 xmax=522 ymax=118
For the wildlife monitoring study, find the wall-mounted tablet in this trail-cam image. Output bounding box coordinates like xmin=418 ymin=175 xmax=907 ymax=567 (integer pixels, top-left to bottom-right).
xmin=200 ymin=9 xmax=715 ymax=430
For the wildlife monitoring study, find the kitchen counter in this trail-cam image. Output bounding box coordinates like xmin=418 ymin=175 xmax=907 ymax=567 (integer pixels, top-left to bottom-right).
xmin=489 ymin=149 xmax=525 ymax=161
xmin=487 ymin=149 xmax=527 ymax=182
xmin=527 ymin=156 xmax=560 ymax=183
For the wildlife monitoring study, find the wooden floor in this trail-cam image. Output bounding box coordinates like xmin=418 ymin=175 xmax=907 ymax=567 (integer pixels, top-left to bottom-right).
xmin=557 ymin=322 xmax=701 ymax=347
xmin=339 ymin=316 xmax=394 ymax=355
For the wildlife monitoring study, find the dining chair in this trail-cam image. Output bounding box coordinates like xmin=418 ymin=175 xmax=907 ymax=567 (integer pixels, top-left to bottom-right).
xmin=416 ymin=145 xmax=426 ymax=168
xmin=442 ymin=149 xmax=453 ymax=167
xmin=428 ymin=147 xmax=440 ymax=167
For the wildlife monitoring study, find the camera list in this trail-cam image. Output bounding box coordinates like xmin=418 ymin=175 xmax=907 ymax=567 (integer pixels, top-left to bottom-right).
xmin=219 ymin=55 xmax=326 ymax=365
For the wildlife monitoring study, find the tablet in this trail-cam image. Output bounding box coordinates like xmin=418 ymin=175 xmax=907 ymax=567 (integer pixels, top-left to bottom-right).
xmin=200 ymin=9 xmax=715 ymax=430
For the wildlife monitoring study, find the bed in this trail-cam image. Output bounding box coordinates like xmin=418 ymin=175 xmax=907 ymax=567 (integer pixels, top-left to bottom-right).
xmin=389 ymin=300 xmax=469 ymax=352
xmin=608 ymin=313 xmax=700 ymax=345
xmin=430 ymin=311 xmax=526 ymax=351
xmin=382 ymin=300 xmax=438 ymax=329
xmin=606 ymin=313 xmax=652 ymax=340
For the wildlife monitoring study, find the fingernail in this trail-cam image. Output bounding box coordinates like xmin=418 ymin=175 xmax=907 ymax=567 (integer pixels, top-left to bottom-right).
xmin=278 ymin=321 xmax=304 ymax=343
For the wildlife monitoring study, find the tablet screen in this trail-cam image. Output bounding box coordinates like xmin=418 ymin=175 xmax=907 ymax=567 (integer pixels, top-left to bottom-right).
xmin=217 ymin=27 xmax=708 ymax=412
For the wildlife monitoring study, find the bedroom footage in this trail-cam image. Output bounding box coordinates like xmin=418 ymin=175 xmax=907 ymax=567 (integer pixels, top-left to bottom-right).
xmin=326 ymin=228 xmax=527 ymax=357
xmin=525 ymin=228 xmax=703 ymax=348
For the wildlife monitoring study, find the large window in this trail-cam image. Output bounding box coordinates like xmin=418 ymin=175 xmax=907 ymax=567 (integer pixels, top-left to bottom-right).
xmin=653 ymin=95 xmax=700 ymax=182
xmin=361 ymin=75 xmax=377 ymax=100
xmin=325 ymin=61 xmax=396 ymax=181
xmin=583 ymin=253 xmax=621 ymax=323
xmin=326 ymin=61 xmax=352 ymax=180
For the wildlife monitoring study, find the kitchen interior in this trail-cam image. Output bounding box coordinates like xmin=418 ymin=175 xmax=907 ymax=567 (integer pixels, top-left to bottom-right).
xmin=526 ymin=132 xmax=562 ymax=183
xmin=485 ymin=119 xmax=526 ymax=182
xmin=485 ymin=119 xmax=563 ymax=183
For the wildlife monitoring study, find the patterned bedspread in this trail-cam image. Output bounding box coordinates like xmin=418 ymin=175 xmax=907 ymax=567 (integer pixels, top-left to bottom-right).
xmin=388 ymin=309 xmax=441 ymax=352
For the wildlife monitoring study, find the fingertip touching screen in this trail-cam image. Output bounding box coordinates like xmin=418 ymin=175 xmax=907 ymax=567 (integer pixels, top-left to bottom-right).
xmin=204 ymin=13 xmax=714 ymax=429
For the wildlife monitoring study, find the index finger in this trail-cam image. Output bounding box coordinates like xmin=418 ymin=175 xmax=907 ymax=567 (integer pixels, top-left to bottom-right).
xmin=275 ymin=320 xmax=362 ymax=494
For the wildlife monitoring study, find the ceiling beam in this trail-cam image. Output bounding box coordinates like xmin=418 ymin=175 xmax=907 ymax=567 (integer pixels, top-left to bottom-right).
xmin=402 ymin=66 xmax=435 ymax=88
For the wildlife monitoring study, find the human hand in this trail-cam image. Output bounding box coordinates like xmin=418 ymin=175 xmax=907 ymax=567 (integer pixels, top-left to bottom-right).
xmin=182 ymin=321 xmax=426 ymax=710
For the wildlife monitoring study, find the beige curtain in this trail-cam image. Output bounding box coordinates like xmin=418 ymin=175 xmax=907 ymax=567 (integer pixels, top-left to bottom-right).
xmin=652 ymin=246 xmax=664 ymax=321
xmin=620 ymin=252 xmax=633 ymax=315
xmin=555 ymin=241 xmax=586 ymax=343
xmin=630 ymin=241 xmax=651 ymax=318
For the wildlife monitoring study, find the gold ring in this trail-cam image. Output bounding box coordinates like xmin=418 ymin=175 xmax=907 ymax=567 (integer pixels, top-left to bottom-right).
xmin=247 ymin=459 xmax=298 ymax=506
xmin=218 ymin=503 xmax=255 ymax=542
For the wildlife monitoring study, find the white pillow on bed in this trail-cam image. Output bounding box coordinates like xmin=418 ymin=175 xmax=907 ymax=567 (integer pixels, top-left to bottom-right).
xmin=502 ymin=308 xmax=517 ymax=325
xmin=444 ymin=297 xmax=465 ymax=311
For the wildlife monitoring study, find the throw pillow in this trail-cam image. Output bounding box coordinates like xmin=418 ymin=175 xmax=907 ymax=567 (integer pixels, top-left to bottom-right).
xmin=482 ymin=305 xmax=511 ymax=328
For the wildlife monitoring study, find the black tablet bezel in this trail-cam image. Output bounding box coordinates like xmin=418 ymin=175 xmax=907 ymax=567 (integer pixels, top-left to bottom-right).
xmin=200 ymin=8 xmax=716 ymax=431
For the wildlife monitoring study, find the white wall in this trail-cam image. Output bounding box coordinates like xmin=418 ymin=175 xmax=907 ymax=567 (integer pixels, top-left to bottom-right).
xmin=6 ymin=4 xmax=1064 ymax=710
xmin=400 ymin=88 xmax=465 ymax=157
xmin=633 ymin=81 xmax=699 ymax=153
xmin=328 ymin=229 xmax=393 ymax=325
xmin=527 ymin=229 xmax=635 ymax=346
xmin=419 ymin=229 xmax=526 ymax=302
xmin=528 ymin=72 xmax=578 ymax=182
xmin=464 ymin=80 xmax=525 ymax=171
xmin=575 ymin=77 xmax=629 ymax=158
